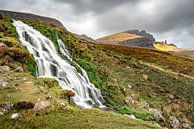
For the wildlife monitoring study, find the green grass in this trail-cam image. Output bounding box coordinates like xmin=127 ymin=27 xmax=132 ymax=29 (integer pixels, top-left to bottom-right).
xmin=0 ymin=63 xmax=161 ymax=129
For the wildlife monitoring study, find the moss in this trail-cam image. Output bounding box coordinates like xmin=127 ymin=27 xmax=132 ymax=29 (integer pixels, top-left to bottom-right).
xmin=77 ymin=59 xmax=108 ymax=90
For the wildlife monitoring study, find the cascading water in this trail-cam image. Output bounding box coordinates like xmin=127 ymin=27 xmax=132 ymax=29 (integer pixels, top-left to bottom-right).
xmin=13 ymin=20 xmax=105 ymax=109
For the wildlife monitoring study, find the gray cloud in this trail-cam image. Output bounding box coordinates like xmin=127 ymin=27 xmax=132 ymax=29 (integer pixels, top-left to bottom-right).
xmin=0 ymin=0 xmax=194 ymax=49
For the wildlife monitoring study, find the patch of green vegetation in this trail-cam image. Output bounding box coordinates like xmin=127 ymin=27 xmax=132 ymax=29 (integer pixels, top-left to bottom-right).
xmin=0 ymin=108 xmax=161 ymax=129
xmin=118 ymin=106 xmax=154 ymax=121
xmin=0 ymin=17 xmax=36 ymax=76
xmin=78 ymin=59 xmax=108 ymax=90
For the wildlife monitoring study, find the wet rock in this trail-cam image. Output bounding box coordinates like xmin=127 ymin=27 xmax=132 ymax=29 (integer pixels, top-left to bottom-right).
xmin=10 ymin=113 xmax=21 ymax=120
xmin=14 ymin=101 xmax=34 ymax=110
xmin=34 ymin=101 xmax=51 ymax=111
xmin=0 ymin=102 xmax=13 ymax=115
xmin=0 ymin=77 xmax=8 ymax=87
xmin=182 ymin=123 xmax=191 ymax=129
xmin=14 ymin=67 xmax=24 ymax=72
xmin=169 ymin=116 xmax=180 ymax=128
xmin=124 ymin=114 xmax=136 ymax=119
xmin=0 ymin=66 xmax=10 ymax=72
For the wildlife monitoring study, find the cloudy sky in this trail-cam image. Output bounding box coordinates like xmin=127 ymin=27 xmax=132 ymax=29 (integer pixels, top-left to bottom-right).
xmin=0 ymin=0 xmax=194 ymax=49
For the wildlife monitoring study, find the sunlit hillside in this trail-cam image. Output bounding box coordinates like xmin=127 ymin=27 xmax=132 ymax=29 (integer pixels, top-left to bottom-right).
xmin=96 ymin=32 xmax=143 ymax=44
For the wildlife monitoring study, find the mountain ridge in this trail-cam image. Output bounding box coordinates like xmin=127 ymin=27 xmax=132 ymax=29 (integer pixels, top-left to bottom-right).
xmin=0 ymin=9 xmax=66 ymax=30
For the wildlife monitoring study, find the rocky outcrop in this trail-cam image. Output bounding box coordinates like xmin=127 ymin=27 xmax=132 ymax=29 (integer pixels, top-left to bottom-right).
xmin=119 ymin=37 xmax=154 ymax=48
xmin=125 ymin=30 xmax=155 ymax=42
xmin=0 ymin=10 xmax=66 ymax=30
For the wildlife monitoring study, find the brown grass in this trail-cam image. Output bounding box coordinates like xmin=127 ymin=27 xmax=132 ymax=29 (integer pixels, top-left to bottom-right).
xmin=98 ymin=44 xmax=194 ymax=77
xmin=96 ymin=32 xmax=143 ymax=44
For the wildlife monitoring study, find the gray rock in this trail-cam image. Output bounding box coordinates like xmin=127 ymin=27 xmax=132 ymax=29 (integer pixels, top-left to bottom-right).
xmin=34 ymin=101 xmax=51 ymax=111
xmin=169 ymin=116 xmax=180 ymax=128
xmin=124 ymin=114 xmax=136 ymax=119
xmin=0 ymin=66 xmax=11 ymax=72
xmin=0 ymin=77 xmax=8 ymax=87
xmin=10 ymin=113 xmax=21 ymax=119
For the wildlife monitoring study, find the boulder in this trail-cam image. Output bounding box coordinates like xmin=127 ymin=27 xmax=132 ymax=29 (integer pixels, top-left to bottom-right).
xmin=34 ymin=101 xmax=51 ymax=111
xmin=169 ymin=116 xmax=180 ymax=128
xmin=0 ymin=77 xmax=8 ymax=87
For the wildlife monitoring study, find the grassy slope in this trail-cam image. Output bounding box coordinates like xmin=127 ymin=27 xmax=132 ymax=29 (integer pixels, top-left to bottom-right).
xmin=25 ymin=20 xmax=194 ymax=128
xmin=153 ymin=42 xmax=177 ymax=52
xmin=0 ymin=17 xmax=161 ymax=129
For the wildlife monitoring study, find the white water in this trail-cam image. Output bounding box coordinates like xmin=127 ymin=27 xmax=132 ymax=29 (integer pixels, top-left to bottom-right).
xmin=13 ymin=20 xmax=105 ymax=109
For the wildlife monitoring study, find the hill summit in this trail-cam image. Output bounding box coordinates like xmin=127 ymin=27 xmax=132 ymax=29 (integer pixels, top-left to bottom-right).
xmin=96 ymin=30 xmax=155 ymax=48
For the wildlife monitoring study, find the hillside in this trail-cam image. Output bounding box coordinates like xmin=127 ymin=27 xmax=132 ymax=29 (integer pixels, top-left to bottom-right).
xmin=0 ymin=10 xmax=194 ymax=129
xmin=154 ymin=42 xmax=194 ymax=59
xmin=96 ymin=30 xmax=155 ymax=48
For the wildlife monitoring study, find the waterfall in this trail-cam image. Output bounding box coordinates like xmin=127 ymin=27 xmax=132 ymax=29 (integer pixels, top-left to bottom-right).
xmin=13 ymin=20 xmax=105 ymax=109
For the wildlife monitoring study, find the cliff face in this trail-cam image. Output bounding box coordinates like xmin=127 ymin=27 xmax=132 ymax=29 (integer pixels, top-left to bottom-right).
xmin=120 ymin=37 xmax=154 ymax=48
xmin=0 ymin=10 xmax=66 ymax=30
xmin=125 ymin=30 xmax=155 ymax=42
